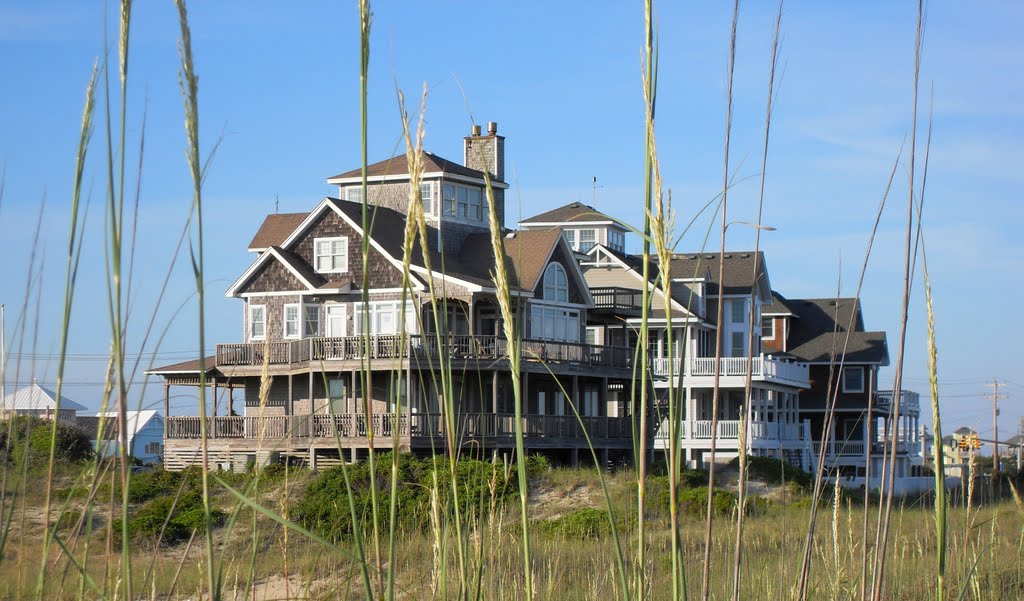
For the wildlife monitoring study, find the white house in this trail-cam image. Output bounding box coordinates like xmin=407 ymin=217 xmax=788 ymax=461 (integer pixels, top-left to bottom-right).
xmin=78 ymin=410 xmax=164 ymax=464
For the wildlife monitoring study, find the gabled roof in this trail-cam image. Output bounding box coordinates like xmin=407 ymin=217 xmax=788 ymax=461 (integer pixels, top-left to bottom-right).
xmin=763 ymin=291 xmax=795 ymax=316
xmin=783 ymin=298 xmax=888 ymax=365
xmin=520 ymin=202 xmax=624 ymax=227
xmin=225 ymin=245 xmax=325 ymax=297
xmin=248 ymin=213 xmax=309 ymax=251
xmin=78 ymin=411 xmax=162 ymax=442
xmin=327 ymin=152 xmax=506 ymax=185
xmin=95 ymin=410 xmax=161 ymax=439
xmin=2 ymin=382 xmax=87 ymax=412
xmin=583 ymin=244 xmax=702 ymax=320
xmin=665 ymin=252 xmax=771 ymax=298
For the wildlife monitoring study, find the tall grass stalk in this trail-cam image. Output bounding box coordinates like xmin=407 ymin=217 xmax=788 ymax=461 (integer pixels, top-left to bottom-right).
xmin=637 ymin=0 xmax=657 ymax=595
xmin=172 ymin=2 xmax=219 ymax=600
xmin=871 ymin=2 xmax=925 ymax=598
xmin=702 ymin=3 xmax=739 ymax=600
xmin=731 ymin=4 xmax=782 ymax=599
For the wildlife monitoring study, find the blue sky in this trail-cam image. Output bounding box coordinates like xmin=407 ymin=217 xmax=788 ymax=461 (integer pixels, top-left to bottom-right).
xmin=0 ymin=2 xmax=1021 ymax=440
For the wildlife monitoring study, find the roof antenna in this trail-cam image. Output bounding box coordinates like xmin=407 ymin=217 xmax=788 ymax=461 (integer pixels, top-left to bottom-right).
xmin=274 ymin=194 xmax=279 ymax=214
xmin=591 ymin=176 xmax=603 ymax=209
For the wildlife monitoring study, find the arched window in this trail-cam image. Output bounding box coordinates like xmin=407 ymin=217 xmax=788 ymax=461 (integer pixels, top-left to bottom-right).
xmin=543 ymin=263 xmax=569 ymax=302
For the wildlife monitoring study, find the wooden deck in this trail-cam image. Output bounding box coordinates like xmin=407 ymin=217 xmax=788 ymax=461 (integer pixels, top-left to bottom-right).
xmin=165 ymin=412 xmax=635 ymax=462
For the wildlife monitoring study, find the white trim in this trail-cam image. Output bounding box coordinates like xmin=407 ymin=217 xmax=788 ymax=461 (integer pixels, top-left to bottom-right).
xmin=520 ymin=220 xmax=619 ymax=227
xmin=761 ymin=316 xmax=776 ymax=341
xmin=248 ymin=304 xmax=266 ymax=341
xmin=282 ymin=303 xmax=301 ymax=339
xmin=583 ymin=243 xmax=695 ymax=318
xmin=324 ymin=303 xmax=348 ymax=338
xmin=313 ymin=236 xmax=349 ymax=274
xmin=225 ymin=246 xmax=319 ymax=298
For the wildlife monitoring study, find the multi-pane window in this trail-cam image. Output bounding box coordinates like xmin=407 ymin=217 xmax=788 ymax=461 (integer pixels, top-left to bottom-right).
xmin=457 ymin=186 xmax=468 ymax=217
xmin=607 ymin=229 xmax=625 ymax=252
xmin=469 ymin=188 xmax=483 ymax=220
xmin=842 ymin=366 xmax=865 ymax=393
xmin=283 ymin=304 xmax=301 ymax=338
xmin=345 ymin=187 xmax=364 ymax=202
xmin=249 ymin=305 xmax=266 ymax=340
xmin=304 ymin=304 xmax=320 ymax=337
xmin=730 ymin=299 xmax=745 ymax=323
xmin=563 ymin=229 xmax=576 ymax=248
xmin=542 ymin=263 xmax=569 ymax=302
xmin=761 ymin=317 xmax=775 ymax=340
xmin=579 ymin=229 xmax=597 ymax=252
xmin=418 ymin=182 xmax=433 ymax=215
xmin=443 ymin=183 xmax=457 ymax=216
xmin=531 ymin=305 xmax=580 ymax=342
xmin=353 ymin=301 xmax=417 ymax=335
xmin=730 ymin=331 xmax=746 ymax=358
xmin=314 ymin=237 xmax=348 ymax=273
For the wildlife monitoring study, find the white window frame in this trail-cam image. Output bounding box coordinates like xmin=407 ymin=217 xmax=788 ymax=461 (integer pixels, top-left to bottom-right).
xmin=761 ymin=317 xmax=775 ymax=341
xmin=353 ymin=301 xmax=417 ymax=336
xmin=314 ymin=236 xmax=349 ymax=274
xmin=578 ymin=229 xmax=597 ymax=252
xmin=607 ymin=229 xmax=625 ymax=252
xmin=842 ymin=366 xmax=866 ymax=393
xmin=283 ymin=303 xmax=301 ymax=339
xmin=563 ymin=229 xmax=576 ymax=249
xmin=443 ymin=183 xmax=457 ymax=216
xmin=418 ymin=182 xmax=434 ymax=215
xmin=530 ymin=303 xmax=580 ymax=342
xmin=345 ymin=186 xmax=364 ymax=202
xmin=249 ymin=304 xmax=266 ymax=341
xmin=542 ymin=263 xmax=569 ymax=302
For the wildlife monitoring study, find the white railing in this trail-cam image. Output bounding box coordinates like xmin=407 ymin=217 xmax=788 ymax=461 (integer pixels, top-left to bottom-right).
xmin=649 ymin=354 xmax=809 ymax=387
xmin=876 ymin=390 xmax=920 ymax=413
xmin=654 ymin=418 xmax=807 ymax=444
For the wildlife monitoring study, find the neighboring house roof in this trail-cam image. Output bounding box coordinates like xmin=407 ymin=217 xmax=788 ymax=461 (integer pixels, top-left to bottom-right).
xmin=146 ymin=356 xmax=219 ymax=375
xmin=952 ymin=426 xmax=977 ymax=436
xmin=1 ymin=382 xmax=87 ymax=412
xmin=248 ymin=212 xmax=309 ymax=251
xmin=782 ymin=298 xmax=888 ymax=365
xmin=763 ymin=291 xmax=795 ymax=316
xmin=95 ymin=410 xmax=161 ymax=440
xmin=327 ymin=151 xmax=500 ymax=183
xmin=519 ymin=202 xmax=623 ymax=226
xmin=1004 ymin=434 xmax=1023 ymax=447
xmin=666 ymin=252 xmax=770 ymax=297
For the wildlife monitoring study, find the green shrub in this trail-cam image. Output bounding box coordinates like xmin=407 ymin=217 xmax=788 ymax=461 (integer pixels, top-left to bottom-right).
xmin=126 ymin=491 xmax=225 ymax=545
xmin=1 ymin=416 xmax=93 ymax=469
xmin=292 ymin=453 xmax=518 ymax=542
xmin=537 ymin=507 xmax=612 ymax=539
xmin=728 ymin=455 xmax=813 ymax=490
xmin=678 ymin=487 xmax=737 ymax=518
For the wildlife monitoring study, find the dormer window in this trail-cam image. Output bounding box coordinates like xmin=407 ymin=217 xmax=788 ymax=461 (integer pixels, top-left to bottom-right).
xmin=607 ymin=229 xmax=625 ymax=252
xmin=345 ymin=187 xmax=364 ymax=202
xmin=314 ymin=237 xmax=348 ymax=273
xmin=578 ymin=229 xmax=597 ymax=252
xmin=442 ymin=183 xmax=487 ymax=222
xmin=543 ymin=263 xmax=569 ymax=302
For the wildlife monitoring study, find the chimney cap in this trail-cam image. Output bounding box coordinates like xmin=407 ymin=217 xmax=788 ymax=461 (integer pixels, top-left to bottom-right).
xmin=487 ymin=121 xmax=498 ymax=134
xmin=471 ymin=124 xmax=481 ymax=136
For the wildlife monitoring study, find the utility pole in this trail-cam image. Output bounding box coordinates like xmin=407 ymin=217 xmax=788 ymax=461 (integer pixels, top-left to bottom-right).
xmin=988 ymin=379 xmax=1006 ymax=495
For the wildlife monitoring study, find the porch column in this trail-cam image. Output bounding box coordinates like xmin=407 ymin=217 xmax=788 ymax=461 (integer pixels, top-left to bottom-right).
xmin=163 ymin=382 xmax=170 ymax=438
xmin=287 ymin=374 xmax=293 ymax=416
xmin=309 ymin=369 xmax=315 ymax=414
xmin=492 ymin=371 xmax=499 ymax=414
xmin=351 ymin=370 xmax=358 ymax=418
xmin=572 ymin=375 xmax=579 ymax=415
xmin=212 ymin=380 xmax=219 ymax=417
xmin=602 ymin=377 xmax=609 ymax=417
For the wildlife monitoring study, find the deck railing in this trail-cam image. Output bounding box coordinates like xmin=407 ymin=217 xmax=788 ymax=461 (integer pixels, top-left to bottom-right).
xmin=166 ymin=413 xmax=633 ymax=442
xmin=654 ymin=418 xmax=808 ymax=442
xmin=216 ymin=335 xmax=632 ymax=370
xmin=590 ymin=287 xmax=644 ymax=310
xmin=876 ymin=390 xmax=921 ymax=412
xmin=650 ymin=354 xmax=809 ymax=387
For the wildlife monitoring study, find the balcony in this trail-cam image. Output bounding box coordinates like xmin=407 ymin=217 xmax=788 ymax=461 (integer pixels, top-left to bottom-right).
xmin=165 ymin=413 xmax=634 ymax=449
xmin=653 ymin=418 xmax=809 ymax=445
xmin=876 ymin=390 xmax=920 ymax=413
xmin=590 ymin=287 xmax=644 ymax=312
xmin=650 ymin=354 xmax=809 ymax=388
xmin=215 ymin=334 xmax=632 ymax=371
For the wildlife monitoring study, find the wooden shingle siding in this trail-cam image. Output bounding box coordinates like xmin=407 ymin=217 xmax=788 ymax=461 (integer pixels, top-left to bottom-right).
xmin=242 ymin=259 xmax=306 ymax=294
xmin=291 ymin=210 xmax=404 ymax=289
xmin=244 ymin=295 xmax=301 ymax=343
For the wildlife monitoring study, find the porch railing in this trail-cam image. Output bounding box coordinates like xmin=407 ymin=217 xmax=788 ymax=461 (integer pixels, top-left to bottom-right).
xmin=166 ymin=413 xmax=633 ymax=442
xmin=650 ymin=354 xmax=809 ymax=387
xmin=217 ymin=335 xmax=632 ymax=370
xmin=590 ymin=287 xmax=644 ymax=310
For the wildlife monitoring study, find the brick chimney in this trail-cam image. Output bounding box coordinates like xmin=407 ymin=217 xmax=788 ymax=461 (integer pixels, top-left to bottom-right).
xmin=464 ymin=121 xmax=504 ymax=182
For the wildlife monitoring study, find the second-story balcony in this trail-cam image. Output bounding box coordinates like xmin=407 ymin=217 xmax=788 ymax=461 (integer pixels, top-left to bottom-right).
xmin=215 ymin=334 xmax=632 ymax=372
xmin=650 ymin=354 xmax=810 ymax=388
xmin=876 ymin=390 xmax=920 ymax=414
xmin=590 ymin=287 xmax=644 ymax=313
